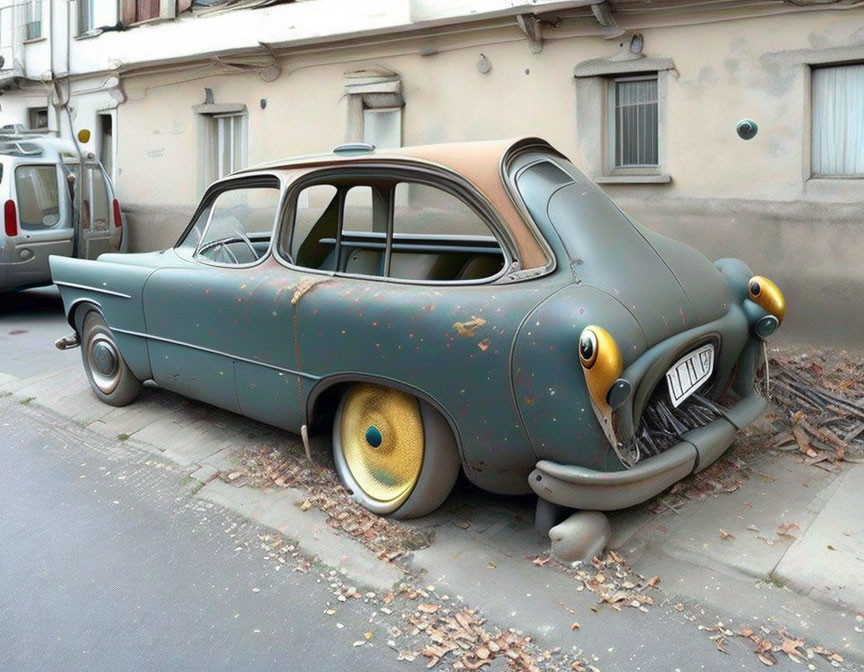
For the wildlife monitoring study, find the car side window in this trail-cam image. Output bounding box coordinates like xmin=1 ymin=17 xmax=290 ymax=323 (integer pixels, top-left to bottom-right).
xmin=184 ymin=185 xmax=280 ymax=265
xmin=15 ymin=165 xmax=62 ymax=230
xmin=390 ymin=182 xmax=504 ymax=281
xmin=286 ymin=178 xmax=505 ymax=282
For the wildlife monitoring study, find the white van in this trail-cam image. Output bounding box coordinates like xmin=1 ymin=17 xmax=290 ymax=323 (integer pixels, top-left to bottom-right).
xmin=0 ymin=132 xmax=125 ymax=291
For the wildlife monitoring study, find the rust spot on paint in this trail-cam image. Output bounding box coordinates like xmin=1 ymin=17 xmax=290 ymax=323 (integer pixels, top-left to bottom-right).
xmin=452 ymin=316 xmax=487 ymax=338
xmin=477 ymin=338 xmax=491 ymax=351
xmin=292 ymin=276 xmax=331 ymax=305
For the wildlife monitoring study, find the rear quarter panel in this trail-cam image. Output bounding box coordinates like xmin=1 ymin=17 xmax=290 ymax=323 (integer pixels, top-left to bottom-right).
xmin=297 ymin=273 xmax=566 ymax=495
xmin=511 ymin=284 xmax=647 ymax=473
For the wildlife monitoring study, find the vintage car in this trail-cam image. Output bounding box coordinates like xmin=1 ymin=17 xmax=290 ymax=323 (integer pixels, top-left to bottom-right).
xmin=50 ymin=138 xmax=785 ymax=520
xmin=0 ymin=131 xmax=125 ymax=292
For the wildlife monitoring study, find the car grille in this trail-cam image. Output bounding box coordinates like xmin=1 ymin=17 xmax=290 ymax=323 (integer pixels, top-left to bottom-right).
xmin=628 ymin=392 xmax=727 ymax=463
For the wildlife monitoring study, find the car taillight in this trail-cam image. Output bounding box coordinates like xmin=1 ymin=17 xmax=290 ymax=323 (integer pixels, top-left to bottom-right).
xmin=4 ymin=199 xmax=18 ymax=237
xmin=112 ymin=199 xmax=123 ymax=228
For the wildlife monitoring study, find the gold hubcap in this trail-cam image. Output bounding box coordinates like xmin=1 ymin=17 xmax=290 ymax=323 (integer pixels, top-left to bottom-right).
xmin=340 ymin=384 xmax=424 ymax=504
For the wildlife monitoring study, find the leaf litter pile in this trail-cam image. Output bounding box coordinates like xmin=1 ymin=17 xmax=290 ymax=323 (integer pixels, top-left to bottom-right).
xmin=531 ymin=550 xmax=661 ymax=615
xmin=768 ymin=348 xmax=864 ymax=470
xmin=250 ymin=533 xmax=600 ymax=671
xmin=214 ymin=347 xmax=863 ymax=670
xmin=223 ymin=442 xmax=432 ymax=561
xmin=389 ymin=583 xmax=600 ymax=671
xmin=696 ymin=620 xmax=846 ymax=668
xmin=646 ymin=347 xmax=864 ymax=514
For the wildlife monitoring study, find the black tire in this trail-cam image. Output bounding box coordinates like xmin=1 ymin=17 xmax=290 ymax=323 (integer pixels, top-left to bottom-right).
xmin=332 ymin=383 xmax=460 ymax=519
xmin=79 ymin=311 xmax=143 ymax=407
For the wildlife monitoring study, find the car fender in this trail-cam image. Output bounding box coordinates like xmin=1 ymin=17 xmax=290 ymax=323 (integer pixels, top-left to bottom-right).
xmin=306 ymin=372 xmax=465 ymax=466
xmin=49 ymin=255 xmax=158 ymax=381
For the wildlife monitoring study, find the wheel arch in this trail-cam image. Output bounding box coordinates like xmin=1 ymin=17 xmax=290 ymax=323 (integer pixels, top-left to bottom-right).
xmin=68 ymin=298 xmax=103 ymax=332
xmin=305 ymin=373 xmax=467 ymax=468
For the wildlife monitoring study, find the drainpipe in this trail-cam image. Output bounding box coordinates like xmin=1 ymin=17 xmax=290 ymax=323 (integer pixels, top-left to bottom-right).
xmin=60 ymin=0 xmax=85 ymax=254
xmin=48 ymin=0 xmax=60 ymax=131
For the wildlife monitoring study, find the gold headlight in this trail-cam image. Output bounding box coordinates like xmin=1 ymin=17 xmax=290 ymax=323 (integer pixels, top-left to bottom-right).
xmin=748 ymin=276 xmax=786 ymax=324
xmin=579 ymin=326 xmax=623 ymax=411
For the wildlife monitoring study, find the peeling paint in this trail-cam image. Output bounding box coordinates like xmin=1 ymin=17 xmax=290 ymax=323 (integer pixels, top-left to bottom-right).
xmin=291 ymin=276 xmax=331 ymax=305
xmin=453 ymin=316 xmax=487 ymax=337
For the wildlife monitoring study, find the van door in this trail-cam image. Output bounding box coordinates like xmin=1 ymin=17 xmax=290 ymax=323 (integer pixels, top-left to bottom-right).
xmin=6 ymin=163 xmax=74 ymax=288
xmin=75 ymin=162 xmax=114 ymax=259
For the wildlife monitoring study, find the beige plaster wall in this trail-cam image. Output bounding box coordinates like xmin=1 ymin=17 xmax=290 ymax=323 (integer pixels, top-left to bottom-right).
xmin=113 ymin=9 xmax=864 ymax=344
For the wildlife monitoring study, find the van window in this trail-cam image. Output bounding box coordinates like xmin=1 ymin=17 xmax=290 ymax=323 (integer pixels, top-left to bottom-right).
xmin=15 ymin=165 xmax=61 ymax=230
xmin=89 ymin=166 xmax=110 ymax=231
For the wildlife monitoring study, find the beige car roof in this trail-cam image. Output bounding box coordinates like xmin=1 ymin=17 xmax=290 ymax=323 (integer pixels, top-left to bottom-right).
xmin=246 ymin=138 xmax=551 ymax=270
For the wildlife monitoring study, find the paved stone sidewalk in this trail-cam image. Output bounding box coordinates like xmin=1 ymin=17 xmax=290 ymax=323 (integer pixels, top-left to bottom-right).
xmin=2 ymin=362 xmax=862 ymax=668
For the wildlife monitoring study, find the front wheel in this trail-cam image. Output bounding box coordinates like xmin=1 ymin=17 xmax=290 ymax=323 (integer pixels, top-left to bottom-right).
xmin=80 ymin=311 xmax=143 ymax=407
xmin=333 ymin=383 xmax=460 ymax=519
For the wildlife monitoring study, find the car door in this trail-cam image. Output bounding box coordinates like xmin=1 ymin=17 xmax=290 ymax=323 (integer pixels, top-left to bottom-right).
xmin=74 ymin=161 xmax=115 ymax=259
xmin=280 ymin=171 xmax=545 ymax=492
xmin=6 ymin=161 xmax=74 ymax=287
xmin=141 ymin=176 xmax=306 ymax=429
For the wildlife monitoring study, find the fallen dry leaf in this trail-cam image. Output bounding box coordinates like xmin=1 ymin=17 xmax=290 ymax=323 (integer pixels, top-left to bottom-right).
xmin=719 ymin=528 xmax=735 ymax=540
xmin=571 ymin=622 xmax=580 ymax=630
xmin=417 ymin=603 xmax=439 ymax=614
xmin=780 ymin=637 xmax=804 ymax=659
xmin=777 ymin=522 xmax=800 ymax=538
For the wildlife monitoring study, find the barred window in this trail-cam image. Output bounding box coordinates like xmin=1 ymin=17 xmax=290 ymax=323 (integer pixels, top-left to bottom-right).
xmin=610 ymin=76 xmax=658 ymax=168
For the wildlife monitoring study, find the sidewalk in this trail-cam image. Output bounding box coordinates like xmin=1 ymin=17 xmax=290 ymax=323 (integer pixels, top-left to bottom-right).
xmin=2 ymin=359 xmax=862 ymax=670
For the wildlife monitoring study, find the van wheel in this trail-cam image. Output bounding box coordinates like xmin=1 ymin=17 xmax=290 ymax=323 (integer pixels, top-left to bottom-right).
xmin=80 ymin=311 xmax=142 ymax=407
xmin=332 ymin=383 xmax=460 ymax=519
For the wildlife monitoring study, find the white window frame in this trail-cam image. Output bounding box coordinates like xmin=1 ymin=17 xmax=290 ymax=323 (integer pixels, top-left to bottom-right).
xmin=78 ymin=0 xmax=118 ymax=36
xmin=214 ymin=112 xmax=247 ymax=180
xmin=810 ymin=63 xmax=864 ymax=179
xmin=24 ymin=0 xmax=42 ymax=40
xmin=194 ymin=103 xmax=249 ymax=194
xmin=606 ymin=74 xmax=659 ymax=174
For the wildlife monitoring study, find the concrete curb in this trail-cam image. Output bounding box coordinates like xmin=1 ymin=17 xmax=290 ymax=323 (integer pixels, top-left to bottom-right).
xmin=198 ymin=480 xmax=405 ymax=592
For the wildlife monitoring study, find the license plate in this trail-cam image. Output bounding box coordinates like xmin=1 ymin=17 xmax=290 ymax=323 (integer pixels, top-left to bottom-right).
xmin=665 ymin=344 xmax=715 ymax=408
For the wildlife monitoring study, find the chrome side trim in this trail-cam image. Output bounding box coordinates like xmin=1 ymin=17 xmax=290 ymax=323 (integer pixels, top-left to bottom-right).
xmin=111 ymin=327 xmax=321 ymax=381
xmin=54 ymin=281 xmax=132 ymax=299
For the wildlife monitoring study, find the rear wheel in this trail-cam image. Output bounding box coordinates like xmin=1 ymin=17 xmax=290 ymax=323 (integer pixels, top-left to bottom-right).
xmin=80 ymin=311 xmax=143 ymax=407
xmin=333 ymin=383 xmax=460 ymax=519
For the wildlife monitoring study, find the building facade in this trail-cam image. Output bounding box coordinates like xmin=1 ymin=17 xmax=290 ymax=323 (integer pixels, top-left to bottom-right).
xmin=0 ymin=0 xmax=862 ymax=344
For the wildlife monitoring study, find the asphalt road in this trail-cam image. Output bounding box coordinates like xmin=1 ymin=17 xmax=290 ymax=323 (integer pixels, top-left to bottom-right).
xmin=0 ymin=286 xmax=71 ymax=378
xmin=0 ymin=398 xmax=416 ymax=672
